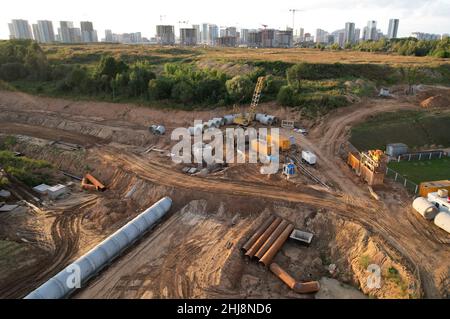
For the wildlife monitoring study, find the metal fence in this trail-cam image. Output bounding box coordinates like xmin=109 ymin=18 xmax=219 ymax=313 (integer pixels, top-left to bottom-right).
xmin=394 ymin=150 xmax=447 ymax=162
xmin=385 ymin=166 xmax=419 ymax=194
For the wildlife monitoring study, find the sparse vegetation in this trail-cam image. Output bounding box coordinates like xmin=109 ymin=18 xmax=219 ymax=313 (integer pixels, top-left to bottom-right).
xmin=0 ymin=40 xmax=449 ymax=116
xmin=0 ymin=150 xmax=53 ymax=187
xmin=359 ymin=255 xmax=371 ymax=269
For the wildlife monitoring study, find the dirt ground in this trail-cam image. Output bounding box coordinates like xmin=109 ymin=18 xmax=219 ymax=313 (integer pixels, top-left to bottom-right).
xmin=0 ymin=88 xmax=448 ymax=299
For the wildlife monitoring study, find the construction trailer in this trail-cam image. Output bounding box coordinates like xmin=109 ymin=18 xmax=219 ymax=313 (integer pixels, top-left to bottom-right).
xmin=347 ymin=150 xmax=387 ymax=186
xmin=419 ymin=180 xmax=450 ymax=197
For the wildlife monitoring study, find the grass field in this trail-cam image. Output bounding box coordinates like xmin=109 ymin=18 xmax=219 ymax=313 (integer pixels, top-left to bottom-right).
xmin=350 ymin=111 xmax=450 ymax=151
xmin=43 ymin=44 xmax=450 ymax=67
xmin=388 ymin=157 xmax=450 ymax=184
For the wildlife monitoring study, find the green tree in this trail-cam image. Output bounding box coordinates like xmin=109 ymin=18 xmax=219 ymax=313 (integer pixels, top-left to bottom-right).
xmin=277 ymin=85 xmax=296 ymax=106
xmin=171 ymin=81 xmax=194 ymax=104
xmin=225 ymin=75 xmax=253 ymax=102
xmin=148 ymin=77 xmax=174 ymax=100
xmin=0 ymin=62 xmax=27 ymax=81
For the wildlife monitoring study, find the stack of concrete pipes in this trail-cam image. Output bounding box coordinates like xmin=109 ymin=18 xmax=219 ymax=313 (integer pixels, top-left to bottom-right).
xmin=188 ymin=117 xmax=229 ymax=136
xmin=241 ymin=215 xmax=320 ymax=294
xmin=186 ymin=113 xmax=276 ymax=136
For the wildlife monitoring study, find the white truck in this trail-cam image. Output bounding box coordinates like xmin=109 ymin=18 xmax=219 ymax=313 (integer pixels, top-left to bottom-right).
xmin=301 ymin=150 xmax=317 ymax=165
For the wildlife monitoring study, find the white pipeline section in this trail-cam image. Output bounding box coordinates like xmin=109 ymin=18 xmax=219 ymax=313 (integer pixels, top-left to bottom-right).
xmin=24 ymin=197 xmax=172 ymax=299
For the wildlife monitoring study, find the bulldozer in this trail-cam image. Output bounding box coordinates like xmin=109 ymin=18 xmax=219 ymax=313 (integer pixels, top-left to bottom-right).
xmin=233 ymin=76 xmax=265 ymax=127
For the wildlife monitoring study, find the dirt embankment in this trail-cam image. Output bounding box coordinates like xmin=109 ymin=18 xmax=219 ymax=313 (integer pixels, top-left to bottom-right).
xmin=75 ymin=201 xmax=420 ymax=299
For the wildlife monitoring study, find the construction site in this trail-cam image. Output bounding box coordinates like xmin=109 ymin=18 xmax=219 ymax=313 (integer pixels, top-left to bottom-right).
xmin=0 ymin=78 xmax=449 ymax=300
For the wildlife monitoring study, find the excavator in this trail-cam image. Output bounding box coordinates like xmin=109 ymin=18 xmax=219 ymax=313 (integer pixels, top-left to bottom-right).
xmin=233 ymin=76 xmax=265 ymax=127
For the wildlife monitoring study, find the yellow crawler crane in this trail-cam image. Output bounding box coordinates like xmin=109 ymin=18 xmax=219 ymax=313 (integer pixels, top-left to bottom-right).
xmin=233 ymin=76 xmax=265 ymax=126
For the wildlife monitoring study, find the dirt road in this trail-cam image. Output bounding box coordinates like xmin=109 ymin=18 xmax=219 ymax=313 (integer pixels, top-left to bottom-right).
xmin=289 ymin=99 xmax=415 ymax=197
xmin=0 ymin=90 xmax=448 ymax=298
xmin=0 ymin=195 xmax=98 ymax=298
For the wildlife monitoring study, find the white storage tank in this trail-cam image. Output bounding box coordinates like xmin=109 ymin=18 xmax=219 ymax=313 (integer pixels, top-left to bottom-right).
xmin=434 ymin=212 xmax=450 ymax=234
xmin=302 ymin=150 xmax=317 ymax=165
xmin=412 ymin=197 xmax=438 ymax=220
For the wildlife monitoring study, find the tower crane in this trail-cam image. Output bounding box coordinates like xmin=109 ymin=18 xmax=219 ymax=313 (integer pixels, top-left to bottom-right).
xmin=289 ymin=9 xmax=304 ymax=33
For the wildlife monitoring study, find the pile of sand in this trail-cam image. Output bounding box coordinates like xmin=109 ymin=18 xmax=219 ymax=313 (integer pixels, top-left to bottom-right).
xmin=420 ymin=95 xmax=450 ymax=108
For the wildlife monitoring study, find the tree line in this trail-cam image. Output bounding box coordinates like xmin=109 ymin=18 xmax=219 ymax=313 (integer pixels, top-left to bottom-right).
xmin=316 ymin=37 xmax=450 ymax=58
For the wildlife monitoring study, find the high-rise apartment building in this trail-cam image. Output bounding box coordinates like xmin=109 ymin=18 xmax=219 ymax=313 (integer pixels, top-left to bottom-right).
xmin=180 ymin=28 xmax=197 ymax=46
xmin=32 ymin=24 xmax=42 ymax=42
xmin=208 ymin=24 xmax=219 ymax=45
xmin=9 ymin=19 xmax=33 ymax=39
xmin=275 ymin=29 xmax=293 ymax=48
xmin=192 ymin=24 xmax=201 ymax=44
xmin=240 ymin=28 xmax=249 ymax=45
xmin=331 ymin=29 xmax=345 ymax=47
xmin=354 ymin=28 xmax=361 ymax=42
xmin=80 ymin=21 xmax=98 ymax=42
xmin=299 ymin=27 xmax=304 ymax=42
xmin=366 ymin=20 xmax=377 ymax=40
xmin=201 ymin=23 xmax=209 ymax=44
xmin=156 ymin=25 xmax=175 ymax=45
xmin=58 ymin=21 xmax=74 ymax=43
xmin=225 ymin=27 xmax=237 ymax=38
xmin=315 ymin=29 xmax=328 ymax=43
xmin=105 ymin=29 xmax=113 ymax=42
xmin=344 ymin=22 xmax=355 ymax=44
xmin=411 ymin=32 xmax=440 ymax=41
xmin=36 ymin=20 xmax=55 ymax=43
xmin=387 ymin=19 xmax=399 ymax=39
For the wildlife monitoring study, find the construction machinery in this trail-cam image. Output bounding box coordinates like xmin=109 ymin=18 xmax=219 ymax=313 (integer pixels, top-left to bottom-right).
xmin=233 ymin=76 xmax=265 ymax=127
xmin=347 ymin=149 xmax=387 ymax=186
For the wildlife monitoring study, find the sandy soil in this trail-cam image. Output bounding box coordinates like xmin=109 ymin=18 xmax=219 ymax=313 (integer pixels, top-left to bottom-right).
xmin=0 ymin=89 xmax=448 ymax=299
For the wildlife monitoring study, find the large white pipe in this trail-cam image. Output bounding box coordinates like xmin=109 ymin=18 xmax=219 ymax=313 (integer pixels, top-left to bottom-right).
xmin=412 ymin=197 xmax=438 ymax=220
xmin=434 ymin=212 xmax=450 ymax=233
xmin=24 ymin=197 xmax=172 ymax=299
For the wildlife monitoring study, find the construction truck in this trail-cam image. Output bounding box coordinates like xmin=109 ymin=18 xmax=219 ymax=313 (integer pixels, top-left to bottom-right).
xmin=233 ymin=76 xmax=265 ymax=127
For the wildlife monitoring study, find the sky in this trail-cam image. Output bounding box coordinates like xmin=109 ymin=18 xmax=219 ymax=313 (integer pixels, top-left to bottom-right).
xmin=2 ymin=0 xmax=450 ymax=39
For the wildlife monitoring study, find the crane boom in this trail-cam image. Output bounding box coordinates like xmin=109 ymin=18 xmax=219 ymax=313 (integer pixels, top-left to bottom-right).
xmin=233 ymin=76 xmax=265 ymax=126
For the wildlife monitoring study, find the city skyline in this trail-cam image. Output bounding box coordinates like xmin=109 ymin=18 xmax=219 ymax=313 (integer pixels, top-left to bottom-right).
xmin=1 ymin=0 xmax=450 ymax=41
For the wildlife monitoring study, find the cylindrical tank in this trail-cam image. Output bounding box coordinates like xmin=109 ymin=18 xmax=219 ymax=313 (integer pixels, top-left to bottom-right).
xmin=24 ymin=197 xmax=172 ymax=299
xmin=194 ymin=123 xmax=205 ymax=133
xmin=259 ymin=116 xmax=274 ymax=125
xmin=212 ymin=117 xmax=224 ymax=127
xmin=155 ymin=125 xmax=166 ymax=135
xmin=207 ymin=120 xmax=217 ymax=129
xmin=412 ymin=197 xmax=438 ymax=220
xmin=223 ymin=115 xmax=235 ymax=125
xmin=434 ymin=212 xmax=450 ymax=233
xmin=255 ymin=113 xmax=267 ymax=122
